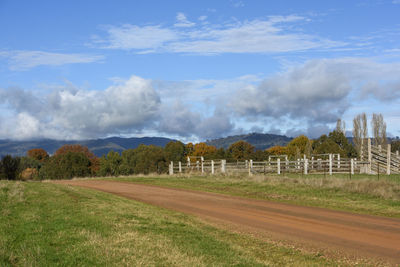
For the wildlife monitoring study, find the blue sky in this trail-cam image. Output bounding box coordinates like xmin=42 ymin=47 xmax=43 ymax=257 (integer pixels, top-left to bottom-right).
xmin=1 ymin=0 xmax=400 ymax=141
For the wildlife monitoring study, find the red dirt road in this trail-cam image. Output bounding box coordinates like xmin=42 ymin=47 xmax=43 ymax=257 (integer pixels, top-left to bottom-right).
xmin=54 ymin=180 xmax=400 ymax=264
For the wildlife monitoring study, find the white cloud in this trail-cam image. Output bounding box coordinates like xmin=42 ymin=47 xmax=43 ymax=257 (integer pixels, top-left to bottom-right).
xmin=198 ymin=15 xmax=207 ymax=21
xmin=94 ymin=15 xmax=346 ymax=54
xmin=231 ymin=58 xmax=400 ymax=128
xmin=0 ymin=76 xmax=160 ymax=140
xmin=158 ymin=102 xmax=234 ymax=139
xmin=0 ymin=50 xmax=104 ymax=71
xmin=98 ymin=24 xmax=178 ymax=50
xmin=174 ymin=12 xmax=195 ymax=28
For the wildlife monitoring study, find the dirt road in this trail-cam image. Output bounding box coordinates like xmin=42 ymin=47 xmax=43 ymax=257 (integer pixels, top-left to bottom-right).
xmin=54 ymin=180 xmax=400 ymax=264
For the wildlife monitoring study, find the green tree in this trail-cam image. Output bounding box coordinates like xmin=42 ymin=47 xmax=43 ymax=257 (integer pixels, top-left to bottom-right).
xmin=328 ymin=130 xmax=357 ymax=157
xmin=228 ymin=141 xmax=255 ymax=160
xmin=391 ymin=140 xmax=400 ymax=153
xmin=120 ymin=149 xmax=136 ymax=175
xmin=55 ymin=144 xmax=99 ymax=175
xmin=0 ymin=155 xmax=21 ymax=180
xmin=312 ymin=135 xmax=343 ymax=156
xmin=39 ymin=152 xmax=91 ymax=180
xmin=98 ymin=151 xmax=122 ymax=177
xmin=164 ymin=141 xmax=186 ymax=162
xmin=131 ymin=145 xmax=167 ymax=174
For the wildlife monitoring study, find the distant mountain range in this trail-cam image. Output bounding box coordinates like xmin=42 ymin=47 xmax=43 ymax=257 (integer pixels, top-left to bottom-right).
xmin=0 ymin=137 xmax=175 ymax=157
xmin=206 ymin=133 xmax=292 ymax=150
xmin=0 ymin=133 xmax=294 ymax=158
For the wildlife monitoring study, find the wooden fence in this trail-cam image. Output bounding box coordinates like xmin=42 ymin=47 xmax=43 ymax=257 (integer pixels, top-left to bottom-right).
xmin=168 ymin=138 xmax=400 ymax=176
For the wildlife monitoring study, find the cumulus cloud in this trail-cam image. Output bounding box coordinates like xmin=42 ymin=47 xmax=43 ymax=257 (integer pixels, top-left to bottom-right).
xmin=93 ymin=15 xmax=345 ymax=54
xmin=158 ymin=102 xmax=234 ymax=140
xmin=0 ymin=50 xmax=104 ymax=70
xmin=231 ymin=58 xmax=400 ymax=129
xmin=0 ymin=76 xmax=160 ymax=140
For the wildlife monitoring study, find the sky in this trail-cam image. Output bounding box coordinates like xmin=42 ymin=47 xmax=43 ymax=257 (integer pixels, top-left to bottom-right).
xmin=1 ymin=0 xmax=400 ymax=142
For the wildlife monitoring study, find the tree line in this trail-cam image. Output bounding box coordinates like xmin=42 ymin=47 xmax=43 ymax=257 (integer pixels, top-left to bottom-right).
xmin=1 ymin=113 xmax=398 ymax=180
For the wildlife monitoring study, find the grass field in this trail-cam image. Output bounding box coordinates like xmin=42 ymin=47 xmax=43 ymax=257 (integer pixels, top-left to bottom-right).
xmin=1 ymin=180 xmax=349 ymax=266
xmin=109 ymin=173 xmax=400 ymax=218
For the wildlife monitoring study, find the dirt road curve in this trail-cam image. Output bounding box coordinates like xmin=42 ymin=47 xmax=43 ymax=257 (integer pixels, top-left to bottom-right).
xmin=54 ymin=180 xmax=400 ymax=264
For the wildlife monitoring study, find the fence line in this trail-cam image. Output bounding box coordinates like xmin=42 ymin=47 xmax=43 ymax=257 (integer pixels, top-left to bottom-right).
xmin=169 ymin=138 xmax=400 ymax=176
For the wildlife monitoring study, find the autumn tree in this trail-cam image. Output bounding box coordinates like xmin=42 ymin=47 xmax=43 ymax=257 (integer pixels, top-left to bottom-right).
xmin=353 ymin=113 xmax=368 ymax=158
xmin=286 ymin=135 xmax=312 ymax=158
xmin=227 ymin=141 xmax=254 ymax=161
xmin=55 ymin=144 xmax=99 ymax=175
xmin=185 ymin=143 xmax=194 ymax=156
xmin=265 ymin=145 xmax=287 ymax=155
xmin=336 ymin=119 xmax=346 ymax=135
xmin=192 ymin=143 xmax=217 ymax=158
xmin=371 ymin=113 xmax=387 ymax=146
xmin=27 ymin=148 xmax=49 ymax=162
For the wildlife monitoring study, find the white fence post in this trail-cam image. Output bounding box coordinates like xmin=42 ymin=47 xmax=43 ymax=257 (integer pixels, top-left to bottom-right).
xmin=387 ymin=144 xmax=391 ymax=175
xmin=201 ymin=157 xmax=204 ymax=173
xmin=277 ymin=158 xmax=281 ymax=175
xmin=351 ymin=158 xmax=354 ymax=175
xmin=178 ymin=161 xmax=182 ymax=173
xmin=187 ymin=156 xmax=191 ymax=167
xmin=304 ymin=159 xmax=308 ymax=175
xmin=211 ymin=160 xmax=214 ymax=174
xmin=285 ymin=156 xmax=288 ymax=170
xmin=221 ymin=159 xmax=226 ymax=173
xmin=311 ymin=157 xmax=314 ymax=170
xmin=368 ymin=138 xmax=372 ymax=174
xmin=169 ymin=161 xmax=174 ymax=175
xmin=337 ymin=154 xmax=340 ymax=169
xmin=329 ymin=154 xmax=333 ymax=175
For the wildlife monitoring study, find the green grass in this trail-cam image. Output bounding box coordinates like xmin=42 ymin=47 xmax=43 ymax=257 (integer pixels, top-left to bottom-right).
xmin=0 ymin=180 xmax=347 ymax=266
xmin=107 ymin=173 xmax=400 ymax=218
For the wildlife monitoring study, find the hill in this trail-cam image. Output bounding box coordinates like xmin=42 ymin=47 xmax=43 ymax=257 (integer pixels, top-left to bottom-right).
xmin=206 ymin=133 xmax=292 ymax=150
xmin=0 ymin=137 xmax=175 ymax=157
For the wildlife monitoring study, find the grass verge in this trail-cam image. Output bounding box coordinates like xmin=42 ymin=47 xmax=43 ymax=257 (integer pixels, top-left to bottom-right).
xmin=107 ymin=174 xmax=400 ymax=218
xmin=0 ymin=180 xmax=345 ymax=266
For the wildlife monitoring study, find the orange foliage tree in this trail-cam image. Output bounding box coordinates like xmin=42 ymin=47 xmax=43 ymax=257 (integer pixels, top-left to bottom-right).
xmin=228 ymin=141 xmax=254 ymax=160
xmin=55 ymin=144 xmax=99 ymax=174
xmin=265 ymin=145 xmax=287 ymax=155
xmin=192 ymin=143 xmax=217 ymax=158
xmin=27 ymin=148 xmax=49 ymax=162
